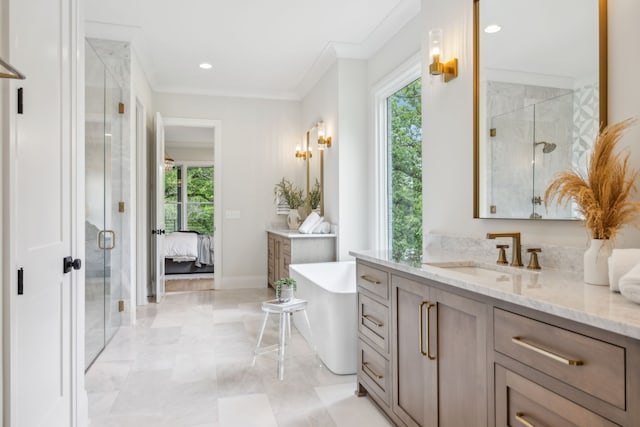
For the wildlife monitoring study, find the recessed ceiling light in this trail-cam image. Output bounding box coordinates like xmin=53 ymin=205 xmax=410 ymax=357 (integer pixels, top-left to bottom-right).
xmin=484 ymin=24 xmax=502 ymax=34
xmin=199 ymin=63 xmax=212 ymax=70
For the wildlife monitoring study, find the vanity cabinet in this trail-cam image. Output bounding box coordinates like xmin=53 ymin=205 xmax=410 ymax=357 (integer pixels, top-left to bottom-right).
xmin=266 ymin=230 xmax=336 ymax=287
xmin=391 ymin=274 xmax=487 ymax=427
xmin=356 ymin=262 xmax=392 ymax=410
xmin=354 ymin=257 xmax=640 ymax=426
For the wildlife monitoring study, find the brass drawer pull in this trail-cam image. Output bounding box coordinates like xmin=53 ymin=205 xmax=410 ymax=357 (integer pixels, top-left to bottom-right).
xmin=419 ymin=301 xmax=436 ymax=360
xmin=515 ymin=412 xmax=535 ymax=427
xmin=419 ymin=301 xmax=428 ymax=356
xmin=426 ymin=302 xmax=436 ymax=360
xmin=363 ymin=314 xmax=384 ymax=327
xmin=360 ymin=275 xmax=381 ymax=285
xmin=512 ymin=337 xmax=583 ymax=366
xmin=362 ymin=362 xmax=383 ymax=380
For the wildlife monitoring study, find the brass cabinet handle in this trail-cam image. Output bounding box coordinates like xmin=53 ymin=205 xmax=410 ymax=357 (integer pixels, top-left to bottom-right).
xmin=98 ymin=230 xmax=116 ymax=250
xmin=419 ymin=301 xmax=428 ymax=356
xmin=362 ymin=362 xmax=383 ymax=379
xmin=515 ymin=412 xmax=535 ymax=427
xmin=360 ymin=275 xmax=381 ymax=285
xmin=512 ymin=337 xmax=583 ymax=366
xmin=363 ymin=314 xmax=384 ymax=327
xmin=426 ymin=302 xmax=436 ymax=360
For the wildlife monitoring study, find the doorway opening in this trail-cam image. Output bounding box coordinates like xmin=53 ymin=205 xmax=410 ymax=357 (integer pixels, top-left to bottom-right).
xmin=142 ymin=117 xmax=222 ymax=302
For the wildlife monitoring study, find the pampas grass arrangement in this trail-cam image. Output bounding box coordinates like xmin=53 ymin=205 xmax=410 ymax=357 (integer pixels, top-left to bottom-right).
xmin=544 ymin=119 xmax=640 ymax=240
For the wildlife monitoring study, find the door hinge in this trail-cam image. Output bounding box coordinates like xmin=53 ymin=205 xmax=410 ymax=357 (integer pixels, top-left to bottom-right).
xmin=17 ymin=268 xmax=24 ymax=295
xmin=118 ymin=201 xmax=125 ymax=213
xmin=489 ymin=128 xmax=496 ymax=137
xmin=118 ymin=300 xmax=125 ymax=312
xmin=118 ymin=102 xmax=125 ymax=114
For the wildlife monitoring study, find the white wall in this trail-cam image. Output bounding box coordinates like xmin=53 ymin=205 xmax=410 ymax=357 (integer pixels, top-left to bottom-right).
xmin=301 ymin=63 xmax=339 ymax=232
xmin=421 ymin=0 xmax=640 ymax=249
xmin=337 ymin=60 xmax=369 ymax=259
xmin=153 ymin=93 xmax=302 ymax=288
xmin=167 ymin=146 xmax=214 ymax=162
xmin=368 ymin=14 xmax=422 ymax=88
xmin=301 ymin=59 xmax=370 ymax=260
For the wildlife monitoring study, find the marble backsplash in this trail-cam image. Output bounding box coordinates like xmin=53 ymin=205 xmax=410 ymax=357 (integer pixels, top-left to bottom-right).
xmin=424 ymin=233 xmax=585 ymax=274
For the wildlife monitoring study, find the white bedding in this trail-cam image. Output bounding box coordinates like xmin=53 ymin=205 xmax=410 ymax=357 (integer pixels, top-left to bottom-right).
xmin=164 ymin=232 xmax=198 ymax=259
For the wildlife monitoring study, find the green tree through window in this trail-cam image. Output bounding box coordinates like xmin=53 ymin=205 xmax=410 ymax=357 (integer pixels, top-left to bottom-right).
xmin=388 ymin=78 xmax=422 ymax=260
xmin=164 ymin=165 xmax=214 ymax=235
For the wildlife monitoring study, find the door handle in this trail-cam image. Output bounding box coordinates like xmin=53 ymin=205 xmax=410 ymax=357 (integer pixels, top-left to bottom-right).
xmin=63 ymin=256 xmax=82 ymax=274
xmin=98 ymin=230 xmax=116 ymax=250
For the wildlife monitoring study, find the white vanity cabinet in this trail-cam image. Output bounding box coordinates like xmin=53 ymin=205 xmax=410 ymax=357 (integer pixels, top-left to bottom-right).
xmin=353 ymin=256 xmax=640 ymax=427
xmin=266 ymin=230 xmax=336 ymax=287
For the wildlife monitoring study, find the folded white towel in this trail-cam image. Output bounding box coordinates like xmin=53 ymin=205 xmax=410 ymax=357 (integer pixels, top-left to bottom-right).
xmin=619 ymin=262 xmax=640 ymax=303
xmin=298 ymin=212 xmax=322 ymax=234
xmin=608 ymin=249 xmax=640 ymax=292
xmin=312 ymin=221 xmax=331 ymax=234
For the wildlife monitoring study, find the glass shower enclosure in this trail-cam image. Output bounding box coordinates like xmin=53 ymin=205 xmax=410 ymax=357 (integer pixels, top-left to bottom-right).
xmin=85 ymin=40 xmax=124 ymax=369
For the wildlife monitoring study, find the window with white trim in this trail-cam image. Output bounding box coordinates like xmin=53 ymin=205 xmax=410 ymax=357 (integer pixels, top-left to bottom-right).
xmin=164 ymin=165 xmax=214 ymax=234
xmin=374 ymin=57 xmax=422 ymax=260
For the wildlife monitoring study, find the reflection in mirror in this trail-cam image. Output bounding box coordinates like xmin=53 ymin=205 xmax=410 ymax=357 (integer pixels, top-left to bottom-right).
xmin=474 ymin=0 xmax=606 ymax=220
xmin=306 ymin=127 xmax=323 ymax=216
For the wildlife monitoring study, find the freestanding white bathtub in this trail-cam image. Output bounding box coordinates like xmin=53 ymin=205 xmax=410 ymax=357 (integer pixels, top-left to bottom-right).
xmin=289 ymin=261 xmax=357 ymax=375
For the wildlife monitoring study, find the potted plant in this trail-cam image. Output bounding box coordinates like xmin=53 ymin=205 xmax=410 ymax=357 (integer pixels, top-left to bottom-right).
xmin=274 ymin=178 xmax=305 ymax=229
xmin=545 ymin=119 xmax=640 ymax=285
xmin=308 ymin=178 xmax=321 ymax=213
xmin=274 ymin=277 xmax=297 ymax=303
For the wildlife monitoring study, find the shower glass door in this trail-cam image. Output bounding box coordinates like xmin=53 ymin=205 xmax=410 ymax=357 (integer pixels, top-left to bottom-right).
xmin=85 ymin=40 xmax=123 ymax=369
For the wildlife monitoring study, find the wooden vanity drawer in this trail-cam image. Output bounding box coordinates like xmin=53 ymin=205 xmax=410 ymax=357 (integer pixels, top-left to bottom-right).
xmin=494 ymin=308 xmax=625 ymax=409
xmin=358 ymin=339 xmax=390 ymax=406
xmin=496 ymin=365 xmax=618 ymax=427
xmin=357 ymin=263 xmax=389 ymax=301
xmin=358 ymin=293 xmax=389 ymax=355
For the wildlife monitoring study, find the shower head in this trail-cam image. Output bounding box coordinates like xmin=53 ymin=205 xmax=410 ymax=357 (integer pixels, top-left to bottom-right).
xmin=535 ymin=141 xmax=557 ymax=154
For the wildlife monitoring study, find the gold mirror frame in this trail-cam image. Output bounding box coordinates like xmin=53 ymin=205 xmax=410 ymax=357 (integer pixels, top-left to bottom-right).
xmin=305 ymin=129 xmax=324 ymax=216
xmin=472 ymin=0 xmax=608 ymax=219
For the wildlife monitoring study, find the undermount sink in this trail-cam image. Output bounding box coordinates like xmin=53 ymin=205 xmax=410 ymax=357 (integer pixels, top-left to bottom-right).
xmin=424 ymin=261 xmax=522 ymax=281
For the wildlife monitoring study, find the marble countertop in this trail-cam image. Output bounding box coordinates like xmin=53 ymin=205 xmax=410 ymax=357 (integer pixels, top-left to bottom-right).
xmin=350 ymin=249 xmax=640 ymax=340
xmin=267 ymin=229 xmax=336 ymax=239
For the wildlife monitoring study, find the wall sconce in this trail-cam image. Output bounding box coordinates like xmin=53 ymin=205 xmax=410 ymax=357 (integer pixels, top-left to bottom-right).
xmin=428 ymin=29 xmax=458 ymax=83
xmin=295 ymin=143 xmax=311 ymax=160
xmin=317 ymin=121 xmax=332 ymax=149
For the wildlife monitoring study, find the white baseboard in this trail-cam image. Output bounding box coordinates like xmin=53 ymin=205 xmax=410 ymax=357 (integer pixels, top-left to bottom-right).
xmin=217 ymin=275 xmax=266 ymax=289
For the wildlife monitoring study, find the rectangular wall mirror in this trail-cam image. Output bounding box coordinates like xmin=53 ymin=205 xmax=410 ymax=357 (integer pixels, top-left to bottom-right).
xmin=306 ymin=127 xmax=324 ymax=216
xmin=473 ymin=0 xmax=607 ymax=220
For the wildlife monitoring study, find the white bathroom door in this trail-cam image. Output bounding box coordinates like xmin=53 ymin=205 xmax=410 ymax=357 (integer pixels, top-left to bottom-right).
xmin=8 ymin=0 xmax=77 ymax=424
xmin=153 ymin=112 xmax=166 ymax=301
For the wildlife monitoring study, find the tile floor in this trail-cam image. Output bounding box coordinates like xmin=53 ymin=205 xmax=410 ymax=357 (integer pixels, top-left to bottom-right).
xmin=86 ymin=288 xmax=391 ymax=427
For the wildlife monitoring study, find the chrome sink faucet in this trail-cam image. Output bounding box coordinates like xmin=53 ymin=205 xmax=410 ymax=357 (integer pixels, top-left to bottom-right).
xmin=486 ymin=232 xmax=523 ymax=267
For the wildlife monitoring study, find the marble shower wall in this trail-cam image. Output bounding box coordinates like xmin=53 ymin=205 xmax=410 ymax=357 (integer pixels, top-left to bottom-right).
xmin=87 ymin=38 xmax=134 ymax=326
xmin=485 ymin=81 xmax=575 ymax=219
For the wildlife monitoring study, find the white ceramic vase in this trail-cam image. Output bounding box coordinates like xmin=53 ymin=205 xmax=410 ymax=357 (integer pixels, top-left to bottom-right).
xmin=584 ymin=239 xmax=613 ymax=286
xmin=287 ymin=208 xmax=301 ymax=230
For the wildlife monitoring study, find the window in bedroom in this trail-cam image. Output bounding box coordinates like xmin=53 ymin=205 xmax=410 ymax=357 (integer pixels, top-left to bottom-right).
xmin=164 ymin=165 xmax=214 ymax=234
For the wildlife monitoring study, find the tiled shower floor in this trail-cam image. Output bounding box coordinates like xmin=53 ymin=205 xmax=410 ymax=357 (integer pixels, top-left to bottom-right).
xmin=86 ymin=288 xmax=391 ymax=427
